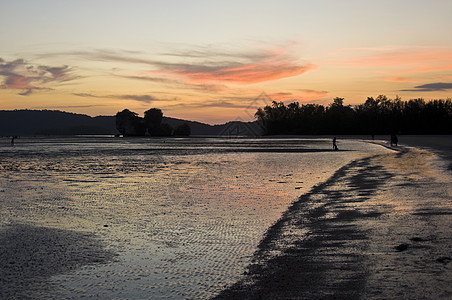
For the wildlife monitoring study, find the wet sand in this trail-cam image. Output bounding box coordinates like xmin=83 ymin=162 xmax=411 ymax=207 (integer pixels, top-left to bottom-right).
xmin=215 ymin=144 xmax=452 ymax=299
xmin=1 ymin=138 xmax=375 ymax=299
xmin=1 ymin=137 xmax=450 ymax=299
xmin=0 ymin=224 xmax=116 ymax=299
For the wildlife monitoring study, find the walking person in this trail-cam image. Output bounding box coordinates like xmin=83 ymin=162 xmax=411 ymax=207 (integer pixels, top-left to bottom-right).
xmin=332 ymin=137 xmax=339 ymax=151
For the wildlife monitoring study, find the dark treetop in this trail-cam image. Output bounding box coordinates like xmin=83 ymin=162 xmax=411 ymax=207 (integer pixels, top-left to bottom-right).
xmin=255 ymin=96 xmax=452 ymax=135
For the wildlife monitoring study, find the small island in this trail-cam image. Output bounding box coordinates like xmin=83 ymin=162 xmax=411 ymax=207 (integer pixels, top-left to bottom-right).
xmin=116 ymin=108 xmax=190 ymax=137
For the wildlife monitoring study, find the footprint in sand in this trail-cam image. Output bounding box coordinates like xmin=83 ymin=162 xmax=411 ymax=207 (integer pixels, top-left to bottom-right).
xmin=436 ymin=257 xmax=451 ymax=264
xmin=410 ymin=237 xmax=427 ymax=242
xmin=395 ymin=243 xmax=409 ymax=252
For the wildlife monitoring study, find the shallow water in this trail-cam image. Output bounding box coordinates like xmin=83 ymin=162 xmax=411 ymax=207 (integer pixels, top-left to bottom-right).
xmin=0 ymin=137 xmax=390 ymax=299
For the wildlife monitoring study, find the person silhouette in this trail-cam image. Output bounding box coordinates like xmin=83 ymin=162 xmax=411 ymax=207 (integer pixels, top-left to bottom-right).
xmin=390 ymin=133 xmax=398 ymax=146
xmin=11 ymin=136 xmax=16 ymax=146
xmin=332 ymin=137 xmax=338 ymax=151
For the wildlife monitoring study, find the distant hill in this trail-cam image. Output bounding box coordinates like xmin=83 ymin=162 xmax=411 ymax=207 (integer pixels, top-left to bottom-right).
xmin=0 ymin=110 xmax=262 ymax=136
xmin=163 ymin=116 xmax=262 ymax=136
xmin=0 ymin=110 xmax=117 ymax=136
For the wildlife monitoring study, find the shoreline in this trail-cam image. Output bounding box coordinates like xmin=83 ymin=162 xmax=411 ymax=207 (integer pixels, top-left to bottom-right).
xmin=214 ymin=145 xmax=452 ymax=299
xmin=1 ymin=137 xmax=450 ymax=298
xmin=2 ymin=137 xmax=369 ymax=299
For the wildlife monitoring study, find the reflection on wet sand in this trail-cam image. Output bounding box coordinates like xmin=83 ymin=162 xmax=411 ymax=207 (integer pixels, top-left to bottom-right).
xmin=0 ymin=137 xmax=384 ymax=299
xmin=215 ymin=147 xmax=452 ymax=299
xmin=2 ymin=137 xmax=450 ymax=298
xmin=0 ymin=224 xmax=116 ymax=299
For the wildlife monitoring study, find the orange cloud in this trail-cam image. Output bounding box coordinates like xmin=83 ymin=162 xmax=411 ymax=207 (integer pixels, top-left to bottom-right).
xmin=386 ymin=77 xmax=408 ymax=82
xmin=138 ymin=47 xmax=315 ymax=85
xmin=338 ymin=47 xmax=452 ymax=79
xmin=383 ymin=77 xmax=422 ymax=83
xmin=348 ymin=48 xmax=452 ymax=67
xmin=269 ymin=89 xmax=328 ymax=102
xmin=419 ymin=64 xmax=452 ymax=73
xmin=298 ymin=89 xmax=329 ymax=99
xmin=179 ymin=61 xmax=315 ymax=85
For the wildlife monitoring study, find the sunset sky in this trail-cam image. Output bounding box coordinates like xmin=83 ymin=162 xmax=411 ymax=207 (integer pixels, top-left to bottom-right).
xmin=1 ymin=0 xmax=452 ymax=124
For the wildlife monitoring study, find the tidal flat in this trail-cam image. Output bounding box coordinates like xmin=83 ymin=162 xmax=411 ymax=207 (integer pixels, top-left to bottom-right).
xmin=0 ymin=136 xmax=450 ymax=299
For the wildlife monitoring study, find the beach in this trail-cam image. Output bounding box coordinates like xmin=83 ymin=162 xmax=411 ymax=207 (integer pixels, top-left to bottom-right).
xmin=0 ymin=136 xmax=451 ymax=299
xmin=216 ymin=138 xmax=452 ymax=299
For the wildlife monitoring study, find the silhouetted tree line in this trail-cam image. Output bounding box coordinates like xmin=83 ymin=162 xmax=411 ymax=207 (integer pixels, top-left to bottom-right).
xmin=116 ymin=108 xmax=190 ymax=136
xmin=255 ymin=96 xmax=452 ymax=135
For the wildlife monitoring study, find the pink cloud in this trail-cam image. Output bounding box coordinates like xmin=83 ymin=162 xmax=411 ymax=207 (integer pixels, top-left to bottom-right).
xmin=269 ymin=89 xmax=329 ymax=102
xmin=338 ymin=47 xmax=452 ymax=77
xmin=182 ymin=63 xmax=315 ymax=84
xmin=4 ymin=75 xmax=37 ymax=89
xmin=0 ymin=58 xmax=78 ymax=95
xmin=347 ymin=48 xmax=451 ymax=67
xmin=298 ymin=89 xmax=329 ymax=99
xmin=419 ymin=64 xmax=452 ymax=73
xmin=385 ymin=77 xmax=409 ymax=82
xmin=384 ymin=77 xmax=421 ymax=83
xmin=138 ymin=47 xmax=315 ymax=85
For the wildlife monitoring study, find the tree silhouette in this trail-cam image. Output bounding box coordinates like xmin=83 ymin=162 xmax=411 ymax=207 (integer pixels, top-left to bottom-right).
xmin=151 ymin=123 xmax=173 ymax=137
xmin=255 ymin=96 xmax=452 ymax=135
xmin=115 ymin=109 xmax=145 ymax=136
xmin=144 ymin=108 xmax=163 ymax=135
xmin=116 ymin=108 xmax=190 ymax=137
xmin=174 ymin=123 xmax=191 ymax=136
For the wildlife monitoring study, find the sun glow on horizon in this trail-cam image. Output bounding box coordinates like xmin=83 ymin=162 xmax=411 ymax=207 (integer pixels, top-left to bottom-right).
xmin=1 ymin=1 xmax=452 ymax=123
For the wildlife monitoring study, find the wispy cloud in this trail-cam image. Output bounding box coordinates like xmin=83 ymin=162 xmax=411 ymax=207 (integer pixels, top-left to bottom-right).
xmin=73 ymin=92 xmax=165 ymax=103
xmin=297 ymin=89 xmax=329 ymax=99
xmin=18 ymin=89 xmax=34 ymax=96
xmin=419 ymin=64 xmax=452 ymax=73
xmin=186 ymin=100 xmax=253 ymax=109
xmin=48 ymin=45 xmax=315 ymax=86
xmin=37 ymin=49 xmax=155 ymax=66
xmin=120 ymin=74 xmax=228 ymax=93
xmin=0 ymin=58 xmax=78 ymax=95
xmin=161 ymin=88 xmax=329 ymax=111
xmin=401 ymin=82 xmax=452 ymax=92
xmin=266 ymin=89 xmax=329 ymax=103
xmin=332 ymin=47 xmax=452 ymax=88
xmin=114 ymin=94 xmax=157 ymax=103
xmin=385 ymin=77 xmax=410 ymax=82
xmin=120 ymin=75 xmax=180 ymax=84
xmin=142 ymin=50 xmax=315 ymax=85
xmin=73 ymin=92 xmax=100 ymax=98
xmin=384 ymin=77 xmax=422 ymax=83
xmin=343 ymin=47 xmax=452 ymax=73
